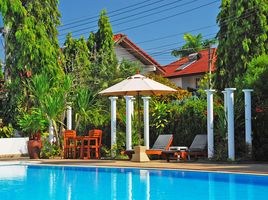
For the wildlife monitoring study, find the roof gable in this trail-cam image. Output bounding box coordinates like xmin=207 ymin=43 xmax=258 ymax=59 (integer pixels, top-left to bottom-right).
xmin=114 ymin=34 xmax=165 ymax=74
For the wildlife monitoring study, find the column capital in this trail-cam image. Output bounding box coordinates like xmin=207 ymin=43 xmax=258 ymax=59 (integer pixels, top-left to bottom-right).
xmin=66 ymin=102 xmax=72 ymax=106
xmin=142 ymin=96 xmax=151 ymax=100
xmin=124 ymin=96 xmax=133 ymax=100
xmin=205 ymin=89 xmax=216 ymax=93
xmin=222 ymin=90 xmax=227 ymax=94
xmin=242 ymin=89 xmax=253 ymax=93
xmin=109 ymin=96 xmax=118 ymax=100
xmin=225 ymin=88 xmax=236 ymax=92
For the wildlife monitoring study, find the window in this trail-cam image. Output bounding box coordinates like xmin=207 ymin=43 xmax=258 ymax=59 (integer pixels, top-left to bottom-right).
xmin=196 ymin=78 xmax=201 ymax=89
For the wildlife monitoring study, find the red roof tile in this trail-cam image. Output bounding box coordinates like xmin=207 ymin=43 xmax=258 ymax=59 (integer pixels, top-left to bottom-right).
xmin=163 ymin=48 xmax=217 ymax=78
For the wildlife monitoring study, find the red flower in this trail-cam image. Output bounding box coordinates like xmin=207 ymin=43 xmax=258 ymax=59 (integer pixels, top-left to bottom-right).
xmin=26 ymin=70 xmax=32 ymax=78
xmin=256 ymin=107 xmax=263 ymax=113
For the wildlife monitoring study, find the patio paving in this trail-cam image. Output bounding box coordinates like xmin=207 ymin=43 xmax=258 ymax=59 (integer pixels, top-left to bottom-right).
xmin=22 ymin=159 xmax=268 ymax=175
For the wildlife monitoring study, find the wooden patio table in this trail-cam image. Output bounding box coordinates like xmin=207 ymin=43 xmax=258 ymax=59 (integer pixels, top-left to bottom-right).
xmin=75 ymin=136 xmax=99 ymax=159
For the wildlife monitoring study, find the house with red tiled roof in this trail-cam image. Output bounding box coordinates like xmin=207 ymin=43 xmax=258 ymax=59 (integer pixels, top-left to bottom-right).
xmin=114 ymin=34 xmax=165 ymax=74
xmin=163 ymin=48 xmax=217 ymax=89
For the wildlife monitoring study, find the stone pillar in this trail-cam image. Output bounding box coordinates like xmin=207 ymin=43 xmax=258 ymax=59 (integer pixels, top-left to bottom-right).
xmin=242 ymin=89 xmax=253 ymax=153
xmin=109 ymin=97 xmax=118 ymax=156
xmin=142 ymin=97 xmax=151 ymax=149
xmin=205 ymin=89 xmax=216 ymax=159
xmin=225 ymin=88 xmax=236 ymax=160
xmin=66 ymin=103 xmax=72 ymax=130
xmin=125 ymin=96 xmax=133 ymax=150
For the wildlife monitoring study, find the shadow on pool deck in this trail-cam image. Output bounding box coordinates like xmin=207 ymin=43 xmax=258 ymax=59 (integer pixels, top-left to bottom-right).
xmin=20 ymin=158 xmax=268 ymax=175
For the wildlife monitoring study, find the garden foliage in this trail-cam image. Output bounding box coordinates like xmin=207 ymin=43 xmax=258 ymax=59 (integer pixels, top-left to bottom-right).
xmin=215 ymin=0 xmax=268 ymax=89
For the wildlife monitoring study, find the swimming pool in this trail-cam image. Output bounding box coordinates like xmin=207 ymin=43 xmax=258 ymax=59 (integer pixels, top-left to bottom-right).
xmin=0 ymin=164 xmax=267 ymax=200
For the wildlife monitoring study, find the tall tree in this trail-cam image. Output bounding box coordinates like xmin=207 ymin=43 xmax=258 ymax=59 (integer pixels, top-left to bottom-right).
xmin=63 ymin=33 xmax=91 ymax=88
xmin=214 ymin=0 xmax=230 ymax=90
xmin=214 ymin=0 xmax=268 ymax=89
xmin=94 ymin=9 xmax=117 ymax=66
xmin=0 ymin=0 xmax=63 ymax=126
xmin=86 ymin=9 xmax=118 ymax=91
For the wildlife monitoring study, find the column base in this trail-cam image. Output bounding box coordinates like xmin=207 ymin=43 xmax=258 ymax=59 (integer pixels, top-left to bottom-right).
xmin=131 ymin=146 xmax=150 ymax=162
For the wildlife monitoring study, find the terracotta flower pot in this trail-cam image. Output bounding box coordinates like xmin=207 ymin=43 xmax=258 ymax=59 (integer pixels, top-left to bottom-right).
xmin=28 ymin=140 xmax=42 ymax=159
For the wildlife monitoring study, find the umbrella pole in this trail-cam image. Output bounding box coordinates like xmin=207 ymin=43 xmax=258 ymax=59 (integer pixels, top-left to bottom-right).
xmin=138 ymin=92 xmax=141 ymax=145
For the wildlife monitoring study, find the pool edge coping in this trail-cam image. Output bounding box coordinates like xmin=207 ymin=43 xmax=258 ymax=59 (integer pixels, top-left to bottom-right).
xmin=20 ymin=161 xmax=268 ymax=176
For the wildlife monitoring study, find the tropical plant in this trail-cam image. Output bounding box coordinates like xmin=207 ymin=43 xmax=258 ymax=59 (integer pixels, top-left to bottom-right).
xmin=18 ymin=108 xmax=48 ymax=138
xmin=25 ymin=73 xmax=71 ymax=145
xmin=213 ymin=100 xmax=228 ymax=161
xmin=94 ymin=9 xmax=117 ymax=67
xmin=0 ymin=69 xmax=4 ymax=80
xmin=63 ymin=33 xmax=91 ymax=88
xmin=214 ymin=0 xmax=268 ymax=90
xmin=0 ymin=0 xmax=63 ymax=130
xmin=40 ymin=139 xmax=62 ymax=158
xmin=151 ymin=100 xmax=171 ymax=135
xmin=171 ymin=33 xmax=217 ymax=58
xmin=0 ymin=123 xmax=14 ymax=138
xmin=239 ymin=54 xmax=268 ymax=160
xmin=73 ymin=88 xmax=95 ymax=130
xmin=146 ymin=74 xmax=191 ymax=102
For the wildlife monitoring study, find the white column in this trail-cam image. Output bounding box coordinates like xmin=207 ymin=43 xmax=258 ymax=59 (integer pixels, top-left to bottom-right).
xmin=109 ymin=97 xmax=118 ymax=156
xmin=225 ymin=88 xmax=236 ymax=160
xmin=142 ymin=97 xmax=151 ymax=149
xmin=131 ymin=97 xmax=135 ymax=117
xmin=66 ymin=103 xmax=72 ymax=130
xmin=125 ymin=96 xmax=133 ymax=150
xmin=49 ymin=119 xmax=54 ymax=144
xmin=242 ymin=89 xmax=253 ymax=152
xmin=205 ymin=89 xmax=216 ymax=159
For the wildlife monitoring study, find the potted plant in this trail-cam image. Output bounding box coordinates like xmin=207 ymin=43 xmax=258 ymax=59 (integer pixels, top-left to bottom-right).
xmin=18 ymin=108 xmax=48 ymax=159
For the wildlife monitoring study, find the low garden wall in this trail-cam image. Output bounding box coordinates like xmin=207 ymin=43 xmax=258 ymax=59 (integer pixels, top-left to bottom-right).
xmin=0 ymin=137 xmax=29 ymax=157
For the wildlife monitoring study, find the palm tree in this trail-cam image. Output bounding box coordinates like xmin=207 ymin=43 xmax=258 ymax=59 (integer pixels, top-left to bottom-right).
xmin=172 ymin=33 xmax=217 ymax=58
xmin=29 ymin=73 xmax=72 ymax=146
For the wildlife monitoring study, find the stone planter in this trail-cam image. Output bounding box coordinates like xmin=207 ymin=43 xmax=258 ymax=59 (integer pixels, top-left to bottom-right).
xmin=131 ymin=146 xmax=150 ymax=162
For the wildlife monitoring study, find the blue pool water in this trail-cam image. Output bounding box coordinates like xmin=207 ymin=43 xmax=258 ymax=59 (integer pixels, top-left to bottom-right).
xmin=0 ymin=165 xmax=267 ymax=200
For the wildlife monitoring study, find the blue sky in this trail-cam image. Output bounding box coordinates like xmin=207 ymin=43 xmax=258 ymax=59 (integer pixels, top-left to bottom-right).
xmin=0 ymin=0 xmax=221 ymax=66
xmin=58 ymin=0 xmax=220 ymax=65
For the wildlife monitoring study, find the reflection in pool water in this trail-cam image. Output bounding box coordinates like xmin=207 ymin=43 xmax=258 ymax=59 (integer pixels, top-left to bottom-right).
xmin=0 ymin=165 xmax=267 ymax=200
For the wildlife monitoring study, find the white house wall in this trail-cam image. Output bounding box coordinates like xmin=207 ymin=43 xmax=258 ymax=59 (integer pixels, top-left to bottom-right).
xmin=169 ymin=77 xmax=182 ymax=88
xmin=115 ymin=45 xmax=156 ymax=74
xmin=169 ymin=74 xmax=204 ymax=89
xmin=0 ymin=137 xmax=29 ymax=157
xmin=115 ymin=45 xmax=144 ymax=65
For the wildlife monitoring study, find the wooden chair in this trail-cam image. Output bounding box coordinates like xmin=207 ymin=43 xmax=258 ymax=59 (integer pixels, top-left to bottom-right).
xmin=63 ymin=130 xmax=77 ymax=159
xmin=81 ymin=129 xmax=102 ymax=159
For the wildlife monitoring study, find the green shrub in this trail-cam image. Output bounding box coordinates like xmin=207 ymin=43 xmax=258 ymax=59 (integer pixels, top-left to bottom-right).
xmin=237 ymin=54 xmax=268 ymax=160
xmin=0 ymin=70 xmax=4 ymax=80
xmin=40 ymin=139 xmax=62 ymax=158
xmin=0 ymin=123 xmax=14 ymax=138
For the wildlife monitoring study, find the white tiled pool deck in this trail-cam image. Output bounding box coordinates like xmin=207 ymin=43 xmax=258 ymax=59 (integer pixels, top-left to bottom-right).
xmin=1 ymin=158 xmax=268 ymax=175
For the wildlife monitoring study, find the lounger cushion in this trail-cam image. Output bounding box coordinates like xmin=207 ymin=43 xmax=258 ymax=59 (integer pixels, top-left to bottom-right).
xmin=189 ymin=134 xmax=207 ymax=150
xmin=151 ymin=134 xmax=173 ymax=150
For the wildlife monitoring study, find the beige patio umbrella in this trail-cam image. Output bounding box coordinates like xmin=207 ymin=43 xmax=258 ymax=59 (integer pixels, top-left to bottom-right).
xmin=99 ymin=73 xmax=177 ymax=143
xmin=99 ymin=73 xmax=177 ymax=96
